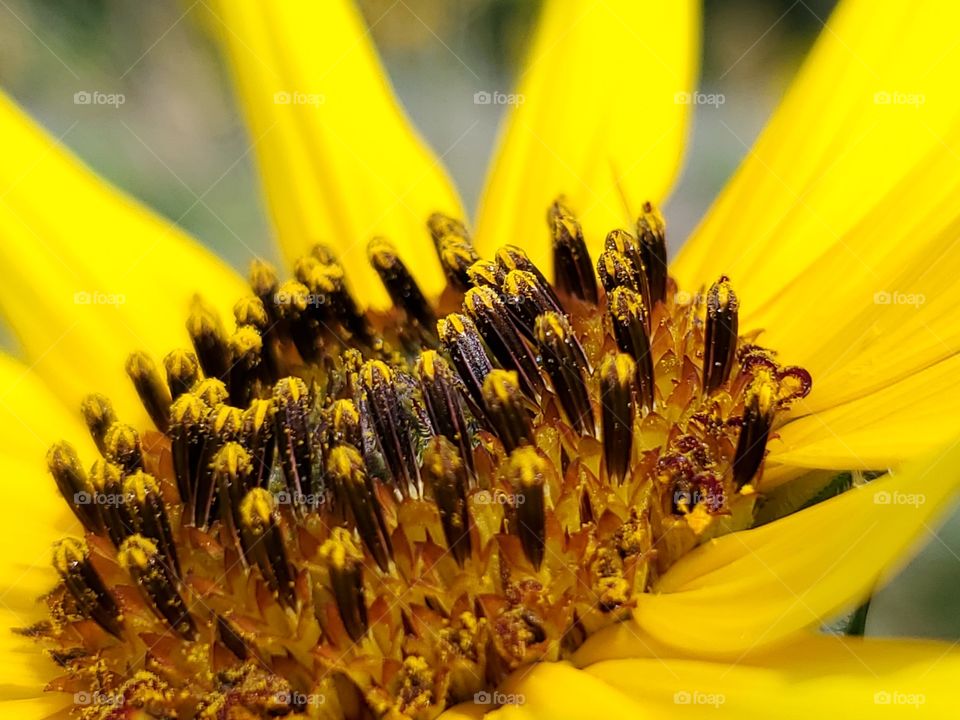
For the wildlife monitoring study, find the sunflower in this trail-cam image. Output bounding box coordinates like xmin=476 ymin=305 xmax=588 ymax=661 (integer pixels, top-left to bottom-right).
xmin=2 ymin=0 xmax=960 ymax=717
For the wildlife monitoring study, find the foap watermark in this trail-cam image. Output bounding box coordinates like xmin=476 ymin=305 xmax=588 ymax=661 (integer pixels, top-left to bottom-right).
xmin=674 ymin=91 xmax=725 ymax=107
xmin=873 ymin=90 xmax=926 ymax=108
xmin=873 ymin=290 xmax=925 ymax=308
xmin=473 ymin=690 xmax=525 ymax=706
xmin=74 ymin=491 xmax=127 ymax=507
xmin=273 ymin=290 xmax=326 ymax=307
xmin=874 ymin=690 xmax=926 ymax=708
xmin=673 ymin=690 xmax=726 ymax=708
xmin=274 ymin=91 xmax=326 ymax=107
xmin=473 ymin=90 xmax=525 ymax=106
xmin=73 ymin=691 xmax=123 ymax=707
xmin=74 ymin=90 xmax=125 ymax=108
xmin=74 ymin=290 xmax=126 ymax=307
xmin=274 ymin=691 xmax=326 ymax=708
xmin=273 ymin=490 xmax=333 ymax=507
xmin=874 ymin=490 xmax=926 ymax=508
xmin=474 ymin=489 xmax=525 ymax=506
xmin=674 ymin=486 xmax=725 ymax=513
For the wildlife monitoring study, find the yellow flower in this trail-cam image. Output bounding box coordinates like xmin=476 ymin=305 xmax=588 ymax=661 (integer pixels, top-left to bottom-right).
xmin=2 ymin=0 xmax=960 ymax=717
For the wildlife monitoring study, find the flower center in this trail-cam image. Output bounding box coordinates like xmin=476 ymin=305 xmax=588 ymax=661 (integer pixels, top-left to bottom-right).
xmin=31 ymin=199 xmax=810 ymax=718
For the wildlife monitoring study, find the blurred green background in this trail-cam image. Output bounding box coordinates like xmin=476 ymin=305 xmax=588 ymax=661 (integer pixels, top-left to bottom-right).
xmin=2 ymin=0 xmax=957 ymax=640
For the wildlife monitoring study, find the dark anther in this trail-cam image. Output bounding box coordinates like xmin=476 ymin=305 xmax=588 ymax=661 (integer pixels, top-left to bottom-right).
xmin=549 ymin=199 xmax=598 ymax=304
xmin=360 ymin=360 xmax=419 ymax=497
xmin=46 ymin=441 xmax=101 ymax=533
xmin=212 ymin=443 xmax=254 ymax=560
xmin=227 ymin=326 xmax=265 ymax=407
xmin=272 ymin=377 xmax=314 ymax=511
xmin=597 ymin=248 xmax=644 ymax=300
xmin=125 ymin=352 xmax=172 ymax=433
xmin=464 ymin=285 xmax=543 ymax=399
xmin=501 ymin=269 xmax=562 ymax=340
xmin=319 ymin=528 xmax=369 ymax=641
xmin=186 ymin=297 xmax=230 ymax=381
xmin=506 ymin=447 xmax=547 ymax=571
xmin=607 ymin=286 xmax=656 ymax=411
xmin=274 ymin=279 xmax=323 ymax=362
xmin=599 ymin=354 xmax=636 ymax=485
xmin=368 ymin=237 xmax=437 ymax=340
xmin=327 ymin=445 xmax=392 ymax=572
xmin=216 ymin=615 xmax=249 ymax=660
xmin=733 ymin=368 xmax=778 ymax=489
xmin=437 ymin=314 xmax=495 ymax=423
xmin=118 ymin=534 xmax=197 ymax=640
xmin=466 ymin=259 xmax=504 ymax=289
xmin=242 ymin=399 xmax=275 ymax=490
xmin=89 ymin=460 xmax=127 ymax=547
xmin=703 ymin=276 xmax=739 ymax=395
xmin=481 ymin=370 xmax=534 ymax=453
xmin=422 ymin=436 xmax=472 ymax=566
xmin=80 ymin=393 xmax=116 ymax=456
xmin=303 ymin=261 xmax=373 ymax=346
xmin=53 ymin=538 xmax=123 ymax=638
xmin=310 ymin=243 xmax=338 ymax=264
xmin=603 ymin=229 xmax=652 ymax=311
xmin=104 ymin=423 xmax=143 ymax=475
xmin=194 ymin=377 xmax=228 ymax=407
xmin=169 ymin=393 xmax=210 ymax=523
xmin=123 ymin=471 xmax=180 ymax=577
xmin=496 ymin=245 xmax=564 ymax=315
xmin=636 ymin=202 xmax=668 ymax=307
xmin=199 ymin=405 xmax=243 ymax=525
xmin=239 ymin=489 xmax=297 ymax=607
xmin=534 ymin=312 xmax=596 ymax=436
xmin=416 ymin=351 xmax=475 ymax=480
xmin=428 ymin=213 xmax=477 ymax=290
xmin=248 ymin=258 xmax=280 ymax=309
xmin=162 ymin=350 xmax=201 ymax=401
xmin=328 ymin=398 xmax=362 ymax=449
xmin=233 ymin=295 xmax=270 ymax=331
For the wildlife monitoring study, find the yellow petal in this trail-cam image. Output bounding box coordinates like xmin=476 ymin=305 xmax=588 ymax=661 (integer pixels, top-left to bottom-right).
xmin=210 ymin=0 xmax=463 ymax=307
xmin=670 ymin=1 xmax=960 ymax=461
xmin=485 ymin=661 xmax=651 ymax=720
xmin=633 ymin=442 xmax=960 ymax=654
xmin=475 ymin=0 xmax=699 ymax=270
xmin=674 ymin=0 xmax=960 ymax=305
xmin=0 ymin=696 xmax=69 ymax=717
xmin=0 ymin=93 xmax=247 ymax=424
xmin=770 ymin=354 xmax=960 ymax=472
xmin=0 ymin=355 xmax=83 ymax=700
xmin=586 ymin=634 xmax=960 ymax=718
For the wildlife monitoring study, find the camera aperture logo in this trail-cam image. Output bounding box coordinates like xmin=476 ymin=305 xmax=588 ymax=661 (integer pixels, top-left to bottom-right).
xmin=873 ymin=290 xmax=925 ymax=308
xmin=273 ymin=91 xmax=325 ymax=108
xmin=474 ymin=489 xmax=524 ymax=506
xmin=474 ymin=90 xmax=525 ymax=106
xmin=473 ymin=690 xmax=524 ymax=707
xmin=873 ymin=90 xmax=926 ymax=108
xmin=74 ymin=290 xmax=126 ymax=307
xmin=74 ymin=90 xmax=125 ymax=108
xmin=673 ymin=690 xmax=726 ymax=708
xmin=73 ymin=691 xmax=122 ymax=707
xmin=674 ymin=91 xmax=725 ymax=107
xmin=873 ymin=490 xmax=926 ymax=508
xmin=273 ymin=691 xmax=326 ymax=707
xmin=874 ymin=690 xmax=925 ymax=708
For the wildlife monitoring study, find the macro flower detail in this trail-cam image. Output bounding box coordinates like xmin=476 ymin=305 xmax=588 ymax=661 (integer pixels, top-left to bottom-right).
xmin=31 ymin=197 xmax=816 ymax=717
xmin=4 ymin=0 xmax=960 ymax=718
